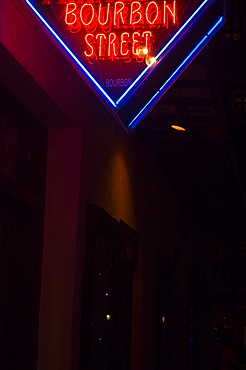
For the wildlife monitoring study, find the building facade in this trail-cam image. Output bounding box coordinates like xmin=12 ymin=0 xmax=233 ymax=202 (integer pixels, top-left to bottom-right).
xmin=1 ymin=0 xmax=246 ymax=369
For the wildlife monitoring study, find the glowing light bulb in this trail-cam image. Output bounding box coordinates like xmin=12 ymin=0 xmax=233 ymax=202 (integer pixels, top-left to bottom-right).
xmin=145 ymin=55 xmax=156 ymax=66
xmin=106 ymin=314 xmax=111 ymax=321
xmin=136 ymin=45 xmax=149 ymax=58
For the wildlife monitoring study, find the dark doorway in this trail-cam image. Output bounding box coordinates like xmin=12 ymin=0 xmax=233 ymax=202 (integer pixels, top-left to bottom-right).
xmin=80 ymin=205 xmax=139 ymax=370
xmin=0 ymin=197 xmax=43 ymax=369
xmin=0 ymin=87 xmax=47 ymax=369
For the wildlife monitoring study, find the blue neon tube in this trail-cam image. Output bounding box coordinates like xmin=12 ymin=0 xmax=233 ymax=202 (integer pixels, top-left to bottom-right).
xmin=127 ymin=16 xmax=224 ymax=129
xmin=25 ymin=0 xmax=117 ymax=108
xmin=116 ymin=0 xmax=215 ymax=106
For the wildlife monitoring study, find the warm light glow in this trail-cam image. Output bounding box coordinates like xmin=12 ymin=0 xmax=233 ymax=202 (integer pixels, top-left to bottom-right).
xmin=101 ymin=149 xmax=136 ymax=228
xmin=171 ymin=125 xmax=186 ymax=131
xmin=106 ymin=314 xmax=111 ymax=321
xmin=162 ymin=316 xmax=166 ymax=322
xmin=145 ymin=55 xmax=156 ymax=65
xmin=136 ymin=45 xmax=149 ymax=58
xmin=105 ymin=293 xmax=109 ymax=296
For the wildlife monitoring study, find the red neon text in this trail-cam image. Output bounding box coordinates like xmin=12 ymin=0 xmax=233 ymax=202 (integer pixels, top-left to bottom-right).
xmin=65 ymin=1 xmax=177 ymax=30
xmin=84 ymin=31 xmax=153 ymax=60
xmin=47 ymin=0 xmax=178 ymax=60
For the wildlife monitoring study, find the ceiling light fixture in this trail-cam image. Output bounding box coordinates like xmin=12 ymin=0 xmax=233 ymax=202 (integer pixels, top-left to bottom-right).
xmin=171 ymin=125 xmax=186 ymax=131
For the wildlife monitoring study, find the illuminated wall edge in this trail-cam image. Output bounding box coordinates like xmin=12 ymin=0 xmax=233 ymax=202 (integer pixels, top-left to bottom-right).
xmin=127 ymin=15 xmax=225 ymax=130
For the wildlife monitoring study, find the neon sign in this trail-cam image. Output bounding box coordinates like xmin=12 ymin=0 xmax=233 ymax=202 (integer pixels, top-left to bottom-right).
xmin=25 ymin=0 xmax=225 ymax=131
xmin=64 ymin=1 xmax=177 ymax=60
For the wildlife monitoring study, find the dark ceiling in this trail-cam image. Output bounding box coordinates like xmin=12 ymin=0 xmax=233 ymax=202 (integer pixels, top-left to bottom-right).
xmin=136 ymin=0 xmax=246 ymax=239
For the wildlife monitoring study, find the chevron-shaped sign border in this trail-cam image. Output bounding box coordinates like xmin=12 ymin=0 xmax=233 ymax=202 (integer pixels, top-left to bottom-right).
xmin=25 ymin=0 xmax=225 ymax=131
